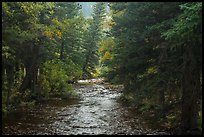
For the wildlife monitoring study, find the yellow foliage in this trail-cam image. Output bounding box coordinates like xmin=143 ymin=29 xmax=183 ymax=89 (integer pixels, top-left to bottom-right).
xmin=99 ymin=46 xmax=105 ymax=53
xmin=101 ymin=51 xmax=112 ymax=61
xmin=44 ymin=30 xmax=62 ymax=40
xmin=50 ymin=32 xmax=54 ymax=39
xmin=99 ymin=38 xmax=115 ymax=53
xmin=102 ymin=19 xmax=116 ymax=30
xmin=43 ymin=30 xmax=49 ymax=36
xmin=114 ymin=10 xmax=125 ymax=17
xmin=43 ymin=30 xmax=54 ymax=39
xmin=57 ymin=31 xmax=62 ymax=39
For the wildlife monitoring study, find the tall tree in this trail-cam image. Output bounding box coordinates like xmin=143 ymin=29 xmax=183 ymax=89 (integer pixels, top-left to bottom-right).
xmin=82 ymin=2 xmax=107 ymax=78
xmin=162 ymin=2 xmax=202 ymax=132
xmin=106 ymin=2 xmax=202 ymax=133
xmin=2 ymin=2 xmax=86 ymax=110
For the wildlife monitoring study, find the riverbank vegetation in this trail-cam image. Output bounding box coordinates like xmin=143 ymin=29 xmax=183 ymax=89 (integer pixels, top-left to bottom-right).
xmin=2 ymin=2 xmax=106 ymax=113
xmin=100 ymin=2 xmax=202 ymax=135
xmin=2 ymin=2 xmax=202 ymax=135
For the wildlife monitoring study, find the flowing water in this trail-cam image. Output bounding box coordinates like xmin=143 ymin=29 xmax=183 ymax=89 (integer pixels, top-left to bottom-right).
xmin=2 ymin=79 xmax=169 ymax=135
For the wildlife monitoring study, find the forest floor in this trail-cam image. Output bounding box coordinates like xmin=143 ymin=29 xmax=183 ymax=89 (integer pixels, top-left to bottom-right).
xmin=2 ymin=78 xmax=170 ymax=135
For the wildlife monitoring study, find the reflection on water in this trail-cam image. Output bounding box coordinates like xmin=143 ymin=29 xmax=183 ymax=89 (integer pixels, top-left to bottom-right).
xmin=2 ymin=98 xmax=80 ymax=135
xmin=2 ymin=80 xmax=169 ymax=135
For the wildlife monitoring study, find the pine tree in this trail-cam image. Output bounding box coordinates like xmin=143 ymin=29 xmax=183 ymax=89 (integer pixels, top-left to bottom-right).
xmin=82 ymin=2 xmax=107 ymax=78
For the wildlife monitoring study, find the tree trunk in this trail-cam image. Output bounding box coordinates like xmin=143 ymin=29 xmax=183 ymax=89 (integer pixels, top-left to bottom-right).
xmin=2 ymin=68 xmax=5 ymax=87
xmin=158 ymin=47 xmax=167 ymax=116
xmin=82 ymin=51 xmax=91 ymax=79
xmin=181 ymin=44 xmax=200 ymax=132
xmin=19 ymin=65 xmax=33 ymax=93
xmin=19 ymin=44 xmax=39 ymax=94
xmin=159 ymin=88 xmax=165 ymax=116
xmin=6 ymin=66 xmax=14 ymax=108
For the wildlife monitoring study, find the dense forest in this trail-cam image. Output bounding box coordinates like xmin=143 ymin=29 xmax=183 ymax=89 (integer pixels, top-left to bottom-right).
xmin=2 ymin=2 xmax=202 ymax=135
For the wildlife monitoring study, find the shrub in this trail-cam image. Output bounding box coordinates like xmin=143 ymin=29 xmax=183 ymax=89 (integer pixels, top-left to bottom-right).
xmin=39 ymin=59 xmax=81 ymax=97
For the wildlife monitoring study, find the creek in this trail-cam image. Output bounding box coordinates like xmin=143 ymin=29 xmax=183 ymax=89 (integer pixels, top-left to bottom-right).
xmin=2 ymin=78 xmax=169 ymax=135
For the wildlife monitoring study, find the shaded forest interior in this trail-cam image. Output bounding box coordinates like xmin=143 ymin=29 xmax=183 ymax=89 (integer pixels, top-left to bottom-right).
xmin=2 ymin=2 xmax=202 ymax=135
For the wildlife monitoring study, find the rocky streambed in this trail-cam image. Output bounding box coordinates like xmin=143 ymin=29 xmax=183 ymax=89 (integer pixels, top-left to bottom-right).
xmin=2 ymin=78 xmax=170 ymax=135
